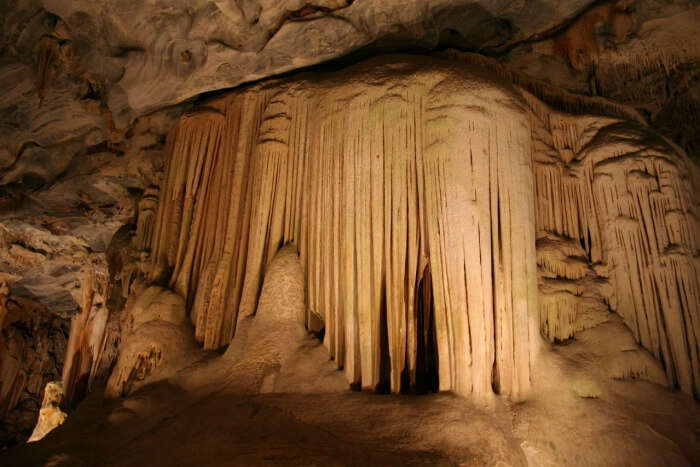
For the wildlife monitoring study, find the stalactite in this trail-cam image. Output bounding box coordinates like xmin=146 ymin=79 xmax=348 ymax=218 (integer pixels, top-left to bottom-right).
xmin=143 ymin=54 xmax=697 ymax=402
xmin=551 ymin=3 xmax=635 ymax=72
xmin=0 ymin=285 xmax=66 ymax=441
xmin=35 ymin=36 xmax=63 ymax=100
xmin=530 ymin=104 xmax=699 ymax=398
xmin=61 ymin=269 xmax=109 ymax=408
xmin=134 ymin=186 xmax=159 ymax=252
xmin=148 ymin=56 xmax=539 ymax=401
xmin=536 ymin=234 xmax=611 ymax=342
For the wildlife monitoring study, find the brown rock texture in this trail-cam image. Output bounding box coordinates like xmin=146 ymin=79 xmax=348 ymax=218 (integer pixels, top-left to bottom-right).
xmin=105 ymin=286 xmax=196 ymax=398
xmin=0 ymin=292 xmax=67 ymax=446
xmin=529 ymin=103 xmax=699 ymax=396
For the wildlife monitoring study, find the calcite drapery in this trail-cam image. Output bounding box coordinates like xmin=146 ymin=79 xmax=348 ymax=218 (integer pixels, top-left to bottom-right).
xmin=149 ymin=56 xmax=538 ymax=400
xmin=147 ymin=54 xmax=698 ymax=400
xmin=530 ymin=106 xmax=700 ymax=397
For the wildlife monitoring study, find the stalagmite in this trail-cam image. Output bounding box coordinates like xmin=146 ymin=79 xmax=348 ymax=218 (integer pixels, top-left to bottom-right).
xmin=0 ymin=281 xmax=67 ymax=443
xmin=223 ymin=244 xmax=308 ymax=394
xmin=61 ymin=269 xmax=108 ymax=408
xmin=3 ymin=0 xmax=700 ymax=459
xmin=28 ymin=381 xmax=66 ymax=442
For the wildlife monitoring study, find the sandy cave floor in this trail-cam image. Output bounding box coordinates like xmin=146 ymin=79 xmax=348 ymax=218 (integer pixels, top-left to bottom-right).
xmin=2 ymin=327 xmax=699 ymax=467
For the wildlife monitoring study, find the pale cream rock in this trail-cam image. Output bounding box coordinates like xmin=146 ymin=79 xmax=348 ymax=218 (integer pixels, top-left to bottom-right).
xmin=150 ymin=54 xmax=539 ymax=401
xmin=105 ymin=286 xmax=196 ymax=398
xmin=28 ymin=381 xmax=67 ymax=442
xmin=147 ymin=54 xmax=698 ymax=402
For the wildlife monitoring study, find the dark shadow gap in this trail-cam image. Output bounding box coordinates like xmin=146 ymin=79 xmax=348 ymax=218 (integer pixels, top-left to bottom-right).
xmin=414 ymin=265 xmax=439 ymax=394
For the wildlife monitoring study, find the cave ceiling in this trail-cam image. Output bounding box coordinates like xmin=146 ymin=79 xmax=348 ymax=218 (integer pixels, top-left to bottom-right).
xmin=2 ymin=1 xmax=699 ymax=161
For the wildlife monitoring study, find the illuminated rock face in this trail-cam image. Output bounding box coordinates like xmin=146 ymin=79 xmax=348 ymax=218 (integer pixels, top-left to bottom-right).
xmin=104 ymin=286 xmax=196 ymax=398
xmin=1 ymin=0 xmax=698 ymax=455
xmin=530 ymin=105 xmax=700 ymax=397
xmin=149 ymin=55 xmax=538 ymax=400
xmin=27 ymin=381 xmax=66 ymax=442
xmin=145 ymin=54 xmax=699 ymax=400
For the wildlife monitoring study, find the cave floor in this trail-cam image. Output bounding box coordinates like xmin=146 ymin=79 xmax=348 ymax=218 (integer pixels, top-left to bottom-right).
xmin=4 ymin=385 xmax=526 ymax=466
xmin=3 ymin=327 xmax=699 ymax=467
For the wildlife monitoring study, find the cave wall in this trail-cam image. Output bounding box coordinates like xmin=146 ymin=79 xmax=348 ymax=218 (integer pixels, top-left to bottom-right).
xmin=0 ymin=294 xmax=67 ymax=446
xmin=0 ymin=106 xmax=175 ymax=444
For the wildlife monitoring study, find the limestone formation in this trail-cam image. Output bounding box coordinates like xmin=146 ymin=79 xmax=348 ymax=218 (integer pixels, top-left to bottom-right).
xmin=60 ymin=268 xmax=111 ymax=408
xmin=0 ymin=0 xmax=699 ymax=461
xmin=148 ymin=56 xmax=539 ymax=400
xmin=105 ymin=286 xmax=196 ymax=398
xmin=0 ymin=102 xmax=175 ymax=441
xmin=530 ymin=104 xmax=700 ymax=397
xmin=146 ymin=53 xmax=698 ymax=401
xmin=0 ymin=283 xmax=66 ymax=446
xmin=223 ymin=244 xmax=309 ymax=394
xmin=22 ymin=0 xmax=600 ymax=125
xmin=27 ymin=381 xmax=66 ymax=442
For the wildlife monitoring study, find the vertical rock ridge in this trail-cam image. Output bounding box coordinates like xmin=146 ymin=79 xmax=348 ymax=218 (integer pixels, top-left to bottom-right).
xmin=145 ymin=55 xmax=697 ymax=400
xmin=148 ymin=57 xmax=538 ymax=400
xmin=530 ymin=104 xmax=699 ymax=398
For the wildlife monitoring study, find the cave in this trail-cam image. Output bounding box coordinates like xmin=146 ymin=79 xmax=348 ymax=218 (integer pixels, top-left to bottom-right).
xmin=1 ymin=1 xmax=699 ymax=465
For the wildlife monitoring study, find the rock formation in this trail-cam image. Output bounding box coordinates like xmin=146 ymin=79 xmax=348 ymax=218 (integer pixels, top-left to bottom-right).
xmin=0 ymin=96 xmax=177 ymax=443
xmin=530 ymin=106 xmax=699 ymax=396
xmin=140 ymin=54 xmax=697 ymax=402
xmin=0 ymin=288 xmax=66 ymax=446
xmin=105 ymin=286 xmax=196 ymax=398
xmin=223 ymin=244 xmax=311 ymax=394
xmin=0 ymin=0 xmax=698 ymax=462
xmin=27 ymin=381 xmax=66 ymax=442
xmin=148 ymin=56 xmax=538 ymax=400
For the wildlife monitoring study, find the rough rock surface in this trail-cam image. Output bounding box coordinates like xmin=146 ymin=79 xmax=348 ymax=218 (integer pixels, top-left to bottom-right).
xmin=222 ymin=245 xmax=310 ymax=394
xmin=4 ymin=0 xmax=596 ymax=125
xmin=105 ymin=286 xmax=197 ymax=398
xmin=2 ymin=298 xmax=699 ymax=466
xmin=0 ymin=290 xmax=67 ymax=447
xmin=5 ymin=231 xmax=697 ymax=466
xmin=0 ymin=0 xmax=698 ymax=459
xmin=0 ymin=105 xmax=177 ymax=442
xmin=2 ymin=1 xmax=697 ymax=159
